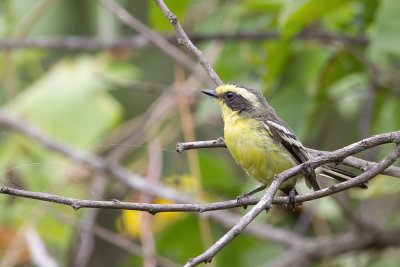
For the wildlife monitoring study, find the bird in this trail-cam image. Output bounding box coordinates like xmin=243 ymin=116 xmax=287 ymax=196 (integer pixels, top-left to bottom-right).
xmin=201 ymin=83 xmax=365 ymax=203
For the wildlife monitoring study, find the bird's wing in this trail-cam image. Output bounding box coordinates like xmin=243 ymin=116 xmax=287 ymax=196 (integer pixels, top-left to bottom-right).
xmin=263 ymin=119 xmax=321 ymax=191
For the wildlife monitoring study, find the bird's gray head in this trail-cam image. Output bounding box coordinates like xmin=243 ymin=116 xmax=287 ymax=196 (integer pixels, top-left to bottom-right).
xmin=201 ymin=83 xmax=273 ymax=119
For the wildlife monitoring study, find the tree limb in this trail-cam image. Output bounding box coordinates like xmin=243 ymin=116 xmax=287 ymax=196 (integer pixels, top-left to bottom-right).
xmin=0 ymin=109 xmax=191 ymax=203
xmin=153 ymin=0 xmax=223 ymax=86
xmin=184 ymin=143 xmax=400 ymax=266
xmin=97 ymin=0 xmax=215 ymax=87
xmin=0 ymin=31 xmax=368 ymax=51
xmin=0 ymin=108 xmax=399 ymax=212
xmin=1 ymin=113 xmax=400 ymax=266
xmin=176 ymin=138 xmax=400 ymax=178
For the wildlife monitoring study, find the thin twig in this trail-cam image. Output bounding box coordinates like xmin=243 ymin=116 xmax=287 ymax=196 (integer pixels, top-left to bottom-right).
xmin=24 ymin=227 xmax=59 ymax=267
xmin=97 ymin=0 xmax=214 ymax=87
xmin=1 ymin=130 xmax=400 ymax=213
xmin=97 ymin=75 xmax=168 ymax=94
xmin=307 ymin=148 xmax=400 ymax=178
xmin=176 ymin=138 xmax=400 ymax=178
xmin=176 ymin=138 xmax=226 ymax=153
xmin=70 ymin=176 xmax=107 ymax=267
xmin=0 ymin=109 xmax=191 ymax=203
xmin=56 ymin=214 xmax=180 ymax=267
xmin=263 ymin=249 xmax=310 ymax=267
xmin=0 ymin=32 xmax=369 ymax=50
xmin=209 ymin=211 xmax=307 ymax=248
xmin=139 ymin=140 xmax=162 ymax=267
xmin=0 ymin=36 xmax=151 ymax=50
xmin=184 ymin=144 xmax=400 ymax=266
xmin=1 ymin=113 xmax=400 ymax=266
xmin=153 ymin=0 xmax=223 ymax=86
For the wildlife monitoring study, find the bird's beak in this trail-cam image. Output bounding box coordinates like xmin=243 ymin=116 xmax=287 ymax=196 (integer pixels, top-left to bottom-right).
xmin=201 ymin=89 xmax=218 ymax=98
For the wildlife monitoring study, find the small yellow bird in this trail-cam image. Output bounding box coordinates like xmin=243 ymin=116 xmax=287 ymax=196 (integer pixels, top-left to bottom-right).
xmin=201 ymin=83 xmax=364 ymax=201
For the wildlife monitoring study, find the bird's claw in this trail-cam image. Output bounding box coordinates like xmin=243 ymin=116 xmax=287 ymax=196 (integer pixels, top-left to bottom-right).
xmin=283 ymin=186 xmax=300 ymax=211
xmin=236 ymin=193 xmax=249 ymax=209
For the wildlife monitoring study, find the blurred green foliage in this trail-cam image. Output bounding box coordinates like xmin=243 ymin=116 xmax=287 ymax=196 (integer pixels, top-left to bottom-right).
xmin=0 ymin=0 xmax=400 ymax=266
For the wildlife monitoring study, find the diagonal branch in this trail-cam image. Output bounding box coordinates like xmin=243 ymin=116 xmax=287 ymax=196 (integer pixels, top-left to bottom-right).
xmin=0 ymin=109 xmax=191 ymax=203
xmin=153 ymin=0 xmax=223 ymax=86
xmin=176 ymin=138 xmax=400 ymax=178
xmin=1 ymin=109 xmax=400 ymax=265
xmin=0 ymin=108 xmax=399 ymax=211
xmin=184 ymin=143 xmax=400 ymax=266
xmin=97 ymin=0 xmax=215 ymax=87
xmin=307 ymin=148 xmax=400 ymax=178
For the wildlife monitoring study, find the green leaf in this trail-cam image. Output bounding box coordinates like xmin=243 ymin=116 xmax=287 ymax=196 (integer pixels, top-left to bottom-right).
xmin=304 ymin=49 xmax=363 ymax=139
xmin=371 ymin=91 xmax=400 ymax=134
xmin=198 ymin=150 xmax=241 ymax=196
xmin=369 ymin=0 xmax=400 ymax=58
xmin=280 ymin=0 xmax=349 ymax=39
xmin=327 ymin=72 xmax=368 ymax=118
xmin=156 ymin=215 xmax=202 ymax=264
xmin=269 ymin=47 xmax=331 ymax=138
xmin=351 ymin=175 xmax=400 ymax=198
xmin=7 ymin=56 xmax=122 ymax=149
xmin=309 ymin=196 xmax=343 ymax=222
xmin=262 ymin=40 xmax=291 ymax=95
xmin=243 ymin=0 xmax=283 ymax=13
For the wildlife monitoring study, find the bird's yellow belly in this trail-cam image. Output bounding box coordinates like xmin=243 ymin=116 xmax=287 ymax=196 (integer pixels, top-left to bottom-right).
xmin=224 ymin=119 xmax=297 ymax=186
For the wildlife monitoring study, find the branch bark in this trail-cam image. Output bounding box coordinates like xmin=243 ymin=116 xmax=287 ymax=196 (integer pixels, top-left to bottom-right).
xmin=0 ymin=109 xmax=399 ymax=213
xmin=0 ymin=31 xmax=368 ymax=50
xmin=97 ymin=0 xmax=215 ymax=87
xmin=153 ymin=0 xmax=223 ymax=86
xmin=176 ymin=137 xmax=400 ymax=178
xmin=1 ymin=113 xmax=400 ymax=266
xmin=0 ymin=109 xmax=191 ymax=203
xmin=184 ymin=143 xmax=400 ymax=266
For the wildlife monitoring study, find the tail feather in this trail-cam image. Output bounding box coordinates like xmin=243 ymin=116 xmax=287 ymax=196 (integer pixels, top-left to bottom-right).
xmin=319 ymin=165 xmax=368 ymax=189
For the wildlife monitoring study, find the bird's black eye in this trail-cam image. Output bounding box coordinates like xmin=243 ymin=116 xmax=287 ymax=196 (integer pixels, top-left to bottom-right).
xmin=226 ymin=92 xmax=234 ymax=100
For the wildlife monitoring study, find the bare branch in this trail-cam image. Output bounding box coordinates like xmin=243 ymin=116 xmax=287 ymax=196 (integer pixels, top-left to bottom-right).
xmin=24 ymin=227 xmax=59 ymax=267
xmin=0 ymin=36 xmax=151 ymax=51
xmin=209 ymin=211 xmax=307 ymax=248
xmin=0 ymin=127 xmax=399 ymax=213
xmin=307 ymin=148 xmax=400 ymax=178
xmin=176 ymin=137 xmax=400 ymax=178
xmin=1 ymin=109 xmax=400 ymax=265
xmin=184 ymin=143 xmax=400 ymax=266
xmin=153 ymin=0 xmax=223 ymax=86
xmin=309 ymin=228 xmax=400 ymax=258
xmin=70 ymin=176 xmax=107 ymax=267
xmin=264 ymin=226 xmax=400 ymax=267
xmin=0 ymin=109 xmax=191 ymax=203
xmin=97 ymin=0 xmax=215 ymax=87
xmin=0 ymin=31 xmax=368 ymax=51
xmin=176 ymin=138 xmax=226 ymax=153
xmin=56 ymin=214 xmax=180 ymax=267
xmin=264 ymin=249 xmax=310 ymax=267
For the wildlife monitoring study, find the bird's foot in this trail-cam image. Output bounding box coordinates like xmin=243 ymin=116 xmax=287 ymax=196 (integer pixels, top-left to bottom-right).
xmin=283 ymin=179 xmax=301 ymax=211
xmin=236 ymin=193 xmax=249 ymax=209
xmin=236 ymin=184 xmax=266 ymax=209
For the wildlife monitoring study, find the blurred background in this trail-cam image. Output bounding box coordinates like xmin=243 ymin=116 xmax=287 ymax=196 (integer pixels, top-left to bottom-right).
xmin=0 ymin=0 xmax=400 ymax=266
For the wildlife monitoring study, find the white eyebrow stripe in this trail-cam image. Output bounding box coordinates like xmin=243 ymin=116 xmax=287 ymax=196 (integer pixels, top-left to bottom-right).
xmin=233 ymin=87 xmax=261 ymax=108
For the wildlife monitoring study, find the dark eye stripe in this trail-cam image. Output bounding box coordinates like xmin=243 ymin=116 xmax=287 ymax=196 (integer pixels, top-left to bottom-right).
xmin=224 ymin=92 xmax=250 ymax=112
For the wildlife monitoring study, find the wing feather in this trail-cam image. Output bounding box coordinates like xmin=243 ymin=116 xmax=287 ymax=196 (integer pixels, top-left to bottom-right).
xmin=263 ymin=119 xmax=321 ymax=191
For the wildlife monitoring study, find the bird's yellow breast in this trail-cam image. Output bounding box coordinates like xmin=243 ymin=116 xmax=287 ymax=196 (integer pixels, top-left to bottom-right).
xmin=223 ymin=116 xmax=297 ymax=186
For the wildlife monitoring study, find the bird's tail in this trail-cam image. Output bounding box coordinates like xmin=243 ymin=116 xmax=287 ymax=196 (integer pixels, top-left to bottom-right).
xmin=319 ymin=165 xmax=368 ymax=189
